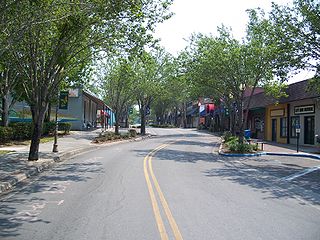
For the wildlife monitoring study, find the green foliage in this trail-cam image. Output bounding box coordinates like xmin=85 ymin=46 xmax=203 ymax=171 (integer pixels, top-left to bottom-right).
xmin=93 ymin=129 xmax=138 ymax=143
xmin=58 ymin=122 xmax=72 ymax=134
xmin=149 ymin=124 xmax=175 ymax=128
xmin=129 ymin=129 xmax=137 ymax=137
xmin=0 ymin=126 xmax=14 ymax=143
xmin=227 ymin=140 xmax=255 ymax=153
xmin=9 ymin=122 xmax=33 ymax=140
xmin=43 ymin=121 xmax=56 ymax=136
xmin=222 ymin=131 xmax=233 ymax=142
xmin=197 ymin=124 xmax=206 ymax=130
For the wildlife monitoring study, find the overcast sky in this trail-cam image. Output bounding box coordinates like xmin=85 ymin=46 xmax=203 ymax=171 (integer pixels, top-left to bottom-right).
xmin=154 ymin=0 xmax=314 ymax=83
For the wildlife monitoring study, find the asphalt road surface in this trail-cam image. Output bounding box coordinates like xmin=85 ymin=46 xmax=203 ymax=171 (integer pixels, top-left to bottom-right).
xmin=0 ymin=128 xmax=319 ymax=240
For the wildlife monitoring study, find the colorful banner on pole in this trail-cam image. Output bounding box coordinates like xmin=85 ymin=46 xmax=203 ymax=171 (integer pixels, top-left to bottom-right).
xmin=59 ymin=91 xmax=69 ymax=109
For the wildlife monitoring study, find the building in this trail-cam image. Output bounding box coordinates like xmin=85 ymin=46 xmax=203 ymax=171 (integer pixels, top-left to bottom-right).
xmin=247 ymin=80 xmax=320 ymax=146
xmin=10 ymin=88 xmax=115 ymax=130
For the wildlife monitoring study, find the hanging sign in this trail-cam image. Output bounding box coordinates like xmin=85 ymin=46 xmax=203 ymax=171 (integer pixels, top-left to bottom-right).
xmin=59 ymin=91 xmax=69 ymax=109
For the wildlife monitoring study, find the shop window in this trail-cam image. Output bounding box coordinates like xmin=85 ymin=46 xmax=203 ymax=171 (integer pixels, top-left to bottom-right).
xmin=280 ymin=117 xmax=287 ymax=137
xmin=291 ymin=116 xmax=300 ymax=138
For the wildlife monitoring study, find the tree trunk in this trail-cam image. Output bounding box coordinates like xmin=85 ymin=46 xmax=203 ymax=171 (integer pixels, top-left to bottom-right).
xmin=140 ymin=104 xmax=146 ymax=135
xmin=115 ymin=112 xmax=120 ymax=135
xmin=183 ymin=102 xmax=187 ymax=128
xmin=1 ymin=95 xmax=9 ymax=127
xmin=238 ymin=99 xmax=244 ymax=144
xmin=44 ymin=102 xmax=51 ymax=122
xmin=28 ymin=106 xmax=47 ymax=161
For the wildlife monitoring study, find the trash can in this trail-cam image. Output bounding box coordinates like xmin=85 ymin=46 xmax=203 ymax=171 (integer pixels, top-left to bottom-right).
xmin=244 ymin=129 xmax=251 ymax=140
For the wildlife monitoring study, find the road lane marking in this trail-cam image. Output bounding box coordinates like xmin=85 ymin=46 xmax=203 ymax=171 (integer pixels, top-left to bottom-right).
xmin=144 ymin=143 xmax=184 ymax=240
xmin=149 ymin=154 xmax=183 ymax=240
xmin=144 ymin=152 xmax=169 ymax=240
xmin=282 ymin=165 xmax=320 ymax=181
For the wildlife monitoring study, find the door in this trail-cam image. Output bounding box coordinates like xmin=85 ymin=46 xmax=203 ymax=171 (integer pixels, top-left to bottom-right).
xmin=304 ymin=116 xmax=315 ymax=144
xmin=272 ymin=119 xmax=277 ymax=142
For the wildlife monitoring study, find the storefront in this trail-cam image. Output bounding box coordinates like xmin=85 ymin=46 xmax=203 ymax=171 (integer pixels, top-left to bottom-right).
xmin=289 ymin=100 xmax=320 ymax=146
xmin=247 ymin=108 xmax=265 ymax=139
xmin=265 ymin=103 xmax=288 ymax=144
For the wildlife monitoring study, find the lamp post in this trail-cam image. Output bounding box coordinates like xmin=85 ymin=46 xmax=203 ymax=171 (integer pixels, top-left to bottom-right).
xmin=52 ymin=92 xmax=59 ymax=153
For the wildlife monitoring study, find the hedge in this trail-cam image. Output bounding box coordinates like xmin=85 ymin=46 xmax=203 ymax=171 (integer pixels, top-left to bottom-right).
xmin=9 ymin=122 xmax=33 ymax=140
xmin=58 ymin=122 xmax=71 ymax=134
xmin=43 ymin=121 xmax=57 ymax=136
xmin=0 ymin=126 xmax=14 ymax=143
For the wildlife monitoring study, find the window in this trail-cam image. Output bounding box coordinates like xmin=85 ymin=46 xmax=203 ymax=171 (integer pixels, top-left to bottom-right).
xmin=291 ymin=116 xmax=300 ymax=138
xmin=280 ymin=117 xmax=287 ymax=137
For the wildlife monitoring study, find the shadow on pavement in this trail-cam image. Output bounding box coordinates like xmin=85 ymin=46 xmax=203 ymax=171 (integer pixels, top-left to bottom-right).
xmin=203 ymin=161 xmax=320 ymax=206
xmin=0 ymin=160 xmax=104 ymax=238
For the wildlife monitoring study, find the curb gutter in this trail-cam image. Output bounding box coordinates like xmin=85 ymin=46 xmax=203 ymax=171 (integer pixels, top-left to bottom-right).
xmin=218 ymin=142 xmax=320 ymax=160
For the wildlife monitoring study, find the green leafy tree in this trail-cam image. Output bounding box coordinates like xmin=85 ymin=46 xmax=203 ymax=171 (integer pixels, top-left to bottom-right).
xmin=183 ymin=23 xmax=289 ymax=142
xmin=2 ymin=0 xmax=172 ymax=160
xmin=100 ymin=58 xmax=135 ymax=135
xmin=253 ymin=0 xmax=320 ymax=91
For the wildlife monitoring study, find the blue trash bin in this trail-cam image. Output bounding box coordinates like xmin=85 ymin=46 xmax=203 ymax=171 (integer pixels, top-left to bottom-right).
xmin=244 ymin=129 xmax=251 ymax=139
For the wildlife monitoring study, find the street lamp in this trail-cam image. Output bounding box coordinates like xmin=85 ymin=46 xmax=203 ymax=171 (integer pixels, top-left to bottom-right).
xmin=52 ymin=92 xmax=59 ymax=153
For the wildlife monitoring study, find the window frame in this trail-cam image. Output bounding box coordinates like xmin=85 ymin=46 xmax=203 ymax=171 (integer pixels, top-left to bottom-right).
xmin=280 ymin=117 xmax=287 ymax=138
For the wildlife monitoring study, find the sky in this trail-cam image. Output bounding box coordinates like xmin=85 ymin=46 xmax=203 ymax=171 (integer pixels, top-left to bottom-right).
xmin=153 ymin=0 xmax=315 ymax=83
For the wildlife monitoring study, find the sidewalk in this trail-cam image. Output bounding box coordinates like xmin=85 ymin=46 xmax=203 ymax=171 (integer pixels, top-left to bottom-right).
xmin=0 ymin=129 xmax=103 ymax=194
xmin=262 ymin=141 xmax=320 ymax=155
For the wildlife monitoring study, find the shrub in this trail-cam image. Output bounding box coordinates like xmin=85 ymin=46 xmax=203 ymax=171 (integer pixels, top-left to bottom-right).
xmin=9 ymin=122 xmax=33 ymax=140
xmin=129 ymin=129 xmax=137 ymax=137
xmin=58 ymin=122 xmax=71 ymax=134
xmin=222 ymin=131 xmax=233 ymax=142
xmin=227 ymin=140 xmax=255 ymax=153
xmin=0 ymin=126 xmax=14 ymax=143
xmin=43 ymin=121 xmax=56 ymax=136
xmin=150 ymin=124 xmax=175 ymax=128
xmin=197 ymin=124 xmax=206 ymax=130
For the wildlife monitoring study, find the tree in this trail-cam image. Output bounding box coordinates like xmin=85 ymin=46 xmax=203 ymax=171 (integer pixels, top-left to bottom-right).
xmin=2 ymin=0 xmax=173 ymax=160
xmin=255 ymin=0 xmax=320 ymax=91
xmin=132 ymin=49 xmax=174 ymax=135
xmin=183 ymin=23 xmax=289 ymax=142
xmin=100 ymin=58 xmax=135 ymax=135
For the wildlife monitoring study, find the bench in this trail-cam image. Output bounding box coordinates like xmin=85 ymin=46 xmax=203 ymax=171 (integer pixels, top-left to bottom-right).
xmin=247 ymin=138 xmax=265 ymax=151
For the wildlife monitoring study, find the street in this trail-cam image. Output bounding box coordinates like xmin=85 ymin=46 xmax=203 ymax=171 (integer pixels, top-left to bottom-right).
xmin=0 ymin=128 xmax=320 ymax=240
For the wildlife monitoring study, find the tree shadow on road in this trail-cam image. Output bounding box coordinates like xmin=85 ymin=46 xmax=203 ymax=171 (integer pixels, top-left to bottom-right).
xmin=203 ymin=161 xmax=320 ymax=206
xmin=0 ymin=160 xmax=104 ymax=238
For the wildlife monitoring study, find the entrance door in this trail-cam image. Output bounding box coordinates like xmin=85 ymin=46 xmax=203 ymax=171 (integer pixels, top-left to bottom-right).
xmin=304 ymin=116 xmax=315 ymax=144
xmin=272 ymin=119 xmax=277 ymax=142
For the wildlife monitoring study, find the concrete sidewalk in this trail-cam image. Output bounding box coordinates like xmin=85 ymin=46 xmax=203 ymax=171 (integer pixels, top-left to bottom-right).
xmin=0 ymin=129 xmax=104 ymax=194
xmin=262 ymin=141 xmax=320 ymax=155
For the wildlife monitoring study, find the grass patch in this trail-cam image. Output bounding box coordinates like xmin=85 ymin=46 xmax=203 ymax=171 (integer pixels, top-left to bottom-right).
xmin=40 ymin=136 xmax=54 ymax=143
xmin=0 ymin=136 xmax=55 ymax=146
xmin=0 ymin=150 xmax=13 ymax=155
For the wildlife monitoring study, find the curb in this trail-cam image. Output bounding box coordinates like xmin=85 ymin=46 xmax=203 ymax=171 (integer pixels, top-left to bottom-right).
xmin=218 ymin=142 xmax=320 ymax=160
xmin=0 ymin=134 xmax=153 ymax=195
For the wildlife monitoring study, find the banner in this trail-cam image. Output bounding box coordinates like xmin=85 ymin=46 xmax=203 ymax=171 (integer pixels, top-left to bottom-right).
xmin=59 ymin=91 xmax=69 ymax=109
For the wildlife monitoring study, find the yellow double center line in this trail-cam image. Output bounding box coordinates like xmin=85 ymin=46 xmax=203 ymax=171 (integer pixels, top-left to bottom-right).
xmin=143 ymin=143 xmax=183 ymax=240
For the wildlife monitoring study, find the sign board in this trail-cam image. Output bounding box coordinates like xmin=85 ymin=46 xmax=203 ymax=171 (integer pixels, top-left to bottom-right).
xmin=270 ymin=109 xmax=285 ymax=117
xmin=68 ymin=89 xmax=79 ymax=98
xmin=59 ymin=91 xmax=69 ymax=109
xmin=294 ymin=105 xmax=315 ymax=115
xmin=296 ymin=128 xmax=301 ymax=133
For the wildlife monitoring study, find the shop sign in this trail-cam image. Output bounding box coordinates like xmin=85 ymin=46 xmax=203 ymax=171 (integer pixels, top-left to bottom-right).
xmin=270 ymin=109 xmax=284 ymax=117
xmin=294 ymin=105 xmax=315 ymax=115
xmin=68 ymin=89 xmax=79 ymax=97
